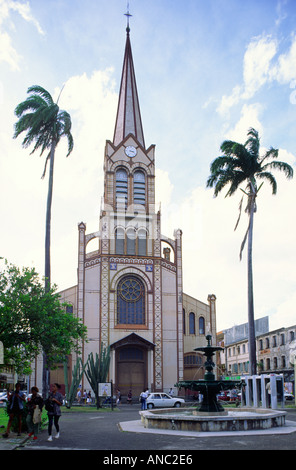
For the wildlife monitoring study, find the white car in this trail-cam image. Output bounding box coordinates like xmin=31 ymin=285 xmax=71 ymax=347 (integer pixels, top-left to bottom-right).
xmin=146 ymin=392 xmax=185 ymax=409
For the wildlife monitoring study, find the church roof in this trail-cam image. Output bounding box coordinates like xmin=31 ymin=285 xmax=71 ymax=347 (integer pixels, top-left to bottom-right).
xmin=113 ymin=27 xmax=145 ymax=148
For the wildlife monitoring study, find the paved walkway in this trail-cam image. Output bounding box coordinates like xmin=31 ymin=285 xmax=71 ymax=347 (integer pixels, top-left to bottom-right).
xmin=1 ymin=405 xmax=296 ymax=451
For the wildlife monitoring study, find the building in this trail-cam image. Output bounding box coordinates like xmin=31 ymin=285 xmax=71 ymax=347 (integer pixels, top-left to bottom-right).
xmin=222 ymin=319 xmax=296 ymax=392
xmin=257 ymin=325 xmax=296 ymax=385
xmin=224 ymin=317 xmax=269 ymax=378
xmin=28 ymin=24 xmax=217 ymax=397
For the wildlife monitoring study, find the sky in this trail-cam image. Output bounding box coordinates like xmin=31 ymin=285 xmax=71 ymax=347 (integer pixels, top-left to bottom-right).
xmin=0 ymin=0 xmax=296 ymax=333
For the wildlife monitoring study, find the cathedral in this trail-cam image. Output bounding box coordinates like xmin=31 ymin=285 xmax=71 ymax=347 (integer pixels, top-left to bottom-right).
xmin=47 ymin=25 xmax=217 ymax=397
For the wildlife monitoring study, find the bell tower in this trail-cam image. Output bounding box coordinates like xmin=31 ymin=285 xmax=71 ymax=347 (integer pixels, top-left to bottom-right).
xmin=77 ymin=20 xmax=184 ymax=395
xmin=101 ymin=24 xmax=158 ymax=260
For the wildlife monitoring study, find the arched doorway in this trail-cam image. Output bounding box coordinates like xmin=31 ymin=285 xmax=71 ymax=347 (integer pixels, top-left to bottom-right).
xmin=111 ymin=333 xmax=154 ymax=398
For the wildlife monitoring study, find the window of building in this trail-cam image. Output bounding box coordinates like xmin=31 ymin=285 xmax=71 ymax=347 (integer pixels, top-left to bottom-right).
xmin=183 ymin=309 xmax=186 ymax=335
xmin=290 ymin=331 xmax=295 ymax=342
xmin=273 ymin=357 xmax=278 ymax=369
xmin=133 ymin=170 xmax=146 ymax=205
xmin=281 ymin=356 xmax=286 ymax=368
xmin=126 ymin=228 xmax=136 ymax=255
xmin=117 ymin=276 xmax=145 ymax=325
xmin=199 ymin=316 xmax=205 ymax=335
xmin=189 ymin=313 xmax=195 ymax=334
xmin=137 ymin=229 xmax=147 ymax=256
xmin=280 ymin=333 xmax=285 ymax=345
xmin=115 ymin=227 xmax=147 ymax=256
xmin=266 ymin=337 xmax=270 ymax=348
xmin=115 ymin=228 xmax=125 ymax=255
xmin=116 ymin=168 xmax=128 ymax=209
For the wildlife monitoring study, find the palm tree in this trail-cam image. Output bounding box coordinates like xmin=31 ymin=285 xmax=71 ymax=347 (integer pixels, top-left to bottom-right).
xmin=207 ymin=128 xmax=293 ymax=375
xmin=13 ymin=85 xmax=74 ymax=396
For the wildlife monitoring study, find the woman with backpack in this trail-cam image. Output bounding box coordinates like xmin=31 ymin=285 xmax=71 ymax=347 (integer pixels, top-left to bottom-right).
xmin=45 ymin=383 xmax=63 ymax=442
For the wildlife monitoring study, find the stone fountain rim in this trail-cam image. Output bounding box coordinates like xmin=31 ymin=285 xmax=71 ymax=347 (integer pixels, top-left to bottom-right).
xmin=140 ymin=407 xmax=287 ymax=422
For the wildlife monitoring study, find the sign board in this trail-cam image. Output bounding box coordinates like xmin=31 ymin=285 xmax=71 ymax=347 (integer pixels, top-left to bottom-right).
xmin=98 ymin=382 xmax=112 ymax=397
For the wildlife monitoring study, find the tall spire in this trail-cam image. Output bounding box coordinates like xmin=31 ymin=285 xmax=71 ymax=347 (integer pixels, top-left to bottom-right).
xmin=113 ymin=17 xmax=145 ymax=148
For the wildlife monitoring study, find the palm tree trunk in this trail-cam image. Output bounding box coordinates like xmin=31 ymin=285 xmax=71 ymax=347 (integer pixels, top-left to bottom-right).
xmin=247 ymin=193 xmax=257 ymax=376
xmin=42 ymin=140 xmax=56 ymax=398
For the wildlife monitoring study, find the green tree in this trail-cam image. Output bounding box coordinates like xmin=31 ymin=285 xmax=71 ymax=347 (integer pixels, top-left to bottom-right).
xmin=13 ymin=85 xmax=74 ymax=395
xmin=207 ymin=128 xmax=293 ymax=375
xmin=0 ymin=260 xmax=87 ymax=374
xmin=85 ymin=345 xmax=110 ymax=409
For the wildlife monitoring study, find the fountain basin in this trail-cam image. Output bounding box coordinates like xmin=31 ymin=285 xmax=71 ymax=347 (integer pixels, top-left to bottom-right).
xmin=140 ymin=407 xmax=286 ymax=432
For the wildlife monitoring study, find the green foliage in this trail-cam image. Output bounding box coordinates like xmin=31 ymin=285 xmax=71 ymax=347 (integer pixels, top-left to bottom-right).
xmin=0 ymin=259 xmax=87 ymax=373
xmin=84 ymin=345 xmax=110 ymax=409
xmin=64 ymin=357 xmax=85 ymax=408
xmin=13 ymin=85 xmax=73 ymax=179
xmin=207 ymin=127 xmax=293 ymax=200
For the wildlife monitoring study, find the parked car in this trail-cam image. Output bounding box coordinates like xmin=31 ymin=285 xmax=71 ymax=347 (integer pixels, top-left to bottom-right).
xmin=0 ymin=392 xmax=8 ymax=407
xmin=217 ymin=391 xmax=230 ymax=402
xmin=146 ymin=392 xmax=185 ymax=409
xmin=284 ymin=392 xmax=294 ymax=401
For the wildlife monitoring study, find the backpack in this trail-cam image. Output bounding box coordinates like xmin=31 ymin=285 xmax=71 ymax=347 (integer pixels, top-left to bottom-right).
xmin=45 ymin=397 xmax=54 ymax=412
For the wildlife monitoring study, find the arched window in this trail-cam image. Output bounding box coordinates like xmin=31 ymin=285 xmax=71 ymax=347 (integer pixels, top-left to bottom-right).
xmin=117 ymin=276 xmax=145 ymax=325
xmin=199 ymin=316 xmax=205 ymax=335
xmin=137 ymin=229 xmax=147 ymax=256
xmin=115 ymin=228 xmax=125 ymax=255
xmin=116 ymin=168 xmax=128 ymax=209
xmin=133 ymin=170 xmax=146 ymax=205
xmin=189 ymin=312 xmax=195 ymax=334
xmin=126 ymin=228 xmax=136 ymax=255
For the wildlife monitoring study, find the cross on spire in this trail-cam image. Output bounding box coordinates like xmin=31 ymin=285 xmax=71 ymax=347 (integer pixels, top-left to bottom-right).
xmin=124 ymin=3 xmax=132 ymax=32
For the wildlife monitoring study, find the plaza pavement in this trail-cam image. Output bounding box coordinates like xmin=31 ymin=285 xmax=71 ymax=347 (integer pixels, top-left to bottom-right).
xmin=1 ymin=404 xmax=296 ymax=451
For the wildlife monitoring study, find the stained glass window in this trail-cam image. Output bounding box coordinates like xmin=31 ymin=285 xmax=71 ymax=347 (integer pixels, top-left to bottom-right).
xmin=117 ymin=276 xmax=145 ymax=324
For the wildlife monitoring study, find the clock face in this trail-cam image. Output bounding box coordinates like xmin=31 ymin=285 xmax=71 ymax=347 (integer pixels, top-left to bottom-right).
xmin=125 ymin=145 xmax=137 ymax=157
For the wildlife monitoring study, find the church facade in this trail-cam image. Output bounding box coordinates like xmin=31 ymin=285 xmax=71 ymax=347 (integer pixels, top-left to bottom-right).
xmin=46 ymin=27 xmax=217 ymax=397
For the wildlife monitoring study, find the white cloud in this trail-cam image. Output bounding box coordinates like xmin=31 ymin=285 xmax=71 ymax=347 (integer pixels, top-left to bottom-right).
xmin=242 ymin=35 xmax=277 ymax=99
xmin=225 ymin=103 xmax=263 ymax=142
xmin=8 ymin=0 xmax=45 ymax=35
xmin=0 ymin=30 xmax=20 ymax=70
xmin=217 ymin=33 xmax=296 ymax=116
xmin=270 ymin=33 xmax=296 ymax=83
xmin=0 ymin=0 xmax=44 ymax=70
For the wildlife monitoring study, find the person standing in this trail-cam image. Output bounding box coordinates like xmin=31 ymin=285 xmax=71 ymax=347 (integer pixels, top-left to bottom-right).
xmin=140 ymin=389 xmax=148 ymax=410
xmin=26 ymin=386 xmax=44 ymax=440
xmin=47 ymin=383 xmax=63 ymax=441
xmin=127 ymin=389 xmax=132 ymax=405
xmin=2 ymin=383 xmax=26 ymax=438
xmin=116 ymin=389 xmax=121 ymax=407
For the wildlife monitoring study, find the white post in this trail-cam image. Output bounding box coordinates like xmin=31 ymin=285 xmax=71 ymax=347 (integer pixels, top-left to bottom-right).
xmin=270 ymin=374 xmax=277 ymax=410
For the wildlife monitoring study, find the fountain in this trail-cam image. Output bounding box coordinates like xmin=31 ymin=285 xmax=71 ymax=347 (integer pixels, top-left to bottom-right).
xmin=140 ymin=335 xmax=287 ymax=432
xmin=177 ymin=334 xmax=241 ymax=413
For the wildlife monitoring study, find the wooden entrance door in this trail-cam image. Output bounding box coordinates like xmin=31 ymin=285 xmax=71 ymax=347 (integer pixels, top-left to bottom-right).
xmin=116 ymin=346 xmax=147 ymax=397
